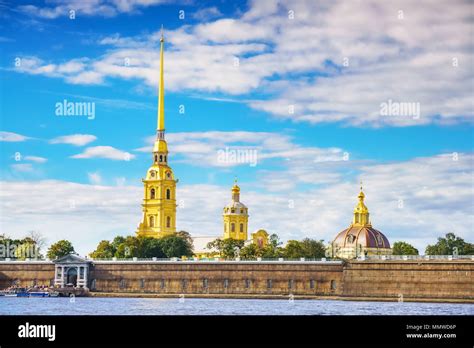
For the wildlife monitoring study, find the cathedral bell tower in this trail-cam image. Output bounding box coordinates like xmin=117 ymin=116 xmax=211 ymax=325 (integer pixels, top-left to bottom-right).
xmin=223 ymin=180 xmax=249 ymax=241
xmin=136 ymin=28 xmax=177 ymax=238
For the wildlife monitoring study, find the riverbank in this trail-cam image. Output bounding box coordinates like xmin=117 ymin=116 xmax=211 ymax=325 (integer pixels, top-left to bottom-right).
xmin=89 ymin=292 xmax=474 ymax=304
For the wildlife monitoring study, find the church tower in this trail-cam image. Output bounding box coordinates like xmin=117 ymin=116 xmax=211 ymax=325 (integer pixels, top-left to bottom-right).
xmin=136 ymin=28 xmax=177 ymax=238
xmin=223 ymin=180 xmax=249 ymax=241
xmin=329 ymin=184 xmax=392 ymax=259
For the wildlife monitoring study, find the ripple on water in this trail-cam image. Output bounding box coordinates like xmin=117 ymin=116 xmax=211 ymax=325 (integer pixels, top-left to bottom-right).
xmin=0 ymin=297 xmax=473 ymax=315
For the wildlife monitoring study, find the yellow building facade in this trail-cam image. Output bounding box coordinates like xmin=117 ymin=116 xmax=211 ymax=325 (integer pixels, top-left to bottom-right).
xmin=251 ymin=229 xmax=269 ymax=248
xmin=223 ymin=181 xmax=248 ymax=241
xmin=136 ymin=31 xmax=177 ymax=238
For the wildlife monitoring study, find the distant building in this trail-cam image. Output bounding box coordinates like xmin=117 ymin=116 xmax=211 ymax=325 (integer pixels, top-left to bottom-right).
xmin=192 ymin=236 xmax=221 ymax=259
xmin=191 ymin=183 xmax=270 ymax=259
xmin=328 ymin=186 xmax=392 ymax=259
xmin=252 ymin=229 xmax=269 ymax=248
xmin=223 ymin=180 xmax=249 ymax=241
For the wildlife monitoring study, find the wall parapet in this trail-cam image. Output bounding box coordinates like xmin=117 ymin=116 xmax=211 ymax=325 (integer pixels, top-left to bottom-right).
xmin=356 ymin=255 xmax=474 ymax=261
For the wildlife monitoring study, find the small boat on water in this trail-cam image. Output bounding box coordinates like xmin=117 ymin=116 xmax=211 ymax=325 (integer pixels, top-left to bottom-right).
xmin=0 ymin=287 xmax=60 ymax=297
xmin=1 ymin=286 xmax=86 ymax=297
xmin=1 ymin=288 xmax=28 ymax=297
xmin=28 ymin=291 xmax=50 ymax=297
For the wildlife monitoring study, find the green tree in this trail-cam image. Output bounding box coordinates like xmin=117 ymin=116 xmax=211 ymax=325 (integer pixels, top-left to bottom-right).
xmin=1 ymin=234 xmax=45 ymax=259
xmin=176 ymin=231 xmax=194 ymax=255
xmin=240 ymin=243 xmax=266 ymax=259
xmin=47 ymin=240 xmax=75 ymax=260
xmin=283 ymin=240 xmax=304 ymax=258
xmin=160 ymin=235 xmax=194 ymax=258
xmin=0 ymin=235 xmax=22 ymax=259
xmin=207 ymin=238 xmax=245 ymax=259
xmin=425 ymin=233 xmax=474 ymax=255
xmin=282 ymin=238 xmax=326 ymax=259
xmin=114 ymin=236 xmax=140 ymax=258
xmin=89 ymin=240 xmax=116 ymax=259
xmin=91 ymin=233 xmax=193 ymax=259
xmin=14 ymin=241 xmax=38 ymax=260
xmin=262 ymin=234 xmax=284 ymax=258
xmin=392 ymin=241 xmax=419 ymax=255
xmin=111 ymin=236 xmax=126 ymax=250
xmin=301 ymin=238 xmax=326 ymax=258
xmin=139 ymin=237 xmax=165 ymax=258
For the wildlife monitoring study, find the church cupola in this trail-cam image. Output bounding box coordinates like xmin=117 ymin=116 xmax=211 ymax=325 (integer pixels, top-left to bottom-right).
xmin=329 ymin=183 xmax=392 ymax=259
xmin=232 ymin=182 xmax=240 ymax=202
xmin=353 ymin=184 xmax=370 ymax=226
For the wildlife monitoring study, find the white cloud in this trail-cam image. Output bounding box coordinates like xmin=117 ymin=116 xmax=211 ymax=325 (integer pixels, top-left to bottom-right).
xmin=10 ymin=164 xmax=33 ymax=172
xmin=137 ymin=131 xmax=346 ymax=170
xmin=71 ymin=146 xmax=135 ymax=161
xmin=194 ymin=19 xmax=274 ymax=43
xmin=1 ymin=153 xmax=472 ymax=256
xmin=87 ymin=172 xmax=102 ymax=185
xmin=192 ymin=6 xmax=223 ymax=21
xmin=24 ymin=156 xmax=47 ymax=163
xmin=0 ymin=131 xmax=30 ymax=142
xmin=66 ymin=70 xmax=104 ymax=84
xmin=49 ymin=134 xmax=97 ymax=146
xmin=14 ymin=0 xmax=472 ymax=127
xmin=17 ymin=0 xmax=172 ymax=19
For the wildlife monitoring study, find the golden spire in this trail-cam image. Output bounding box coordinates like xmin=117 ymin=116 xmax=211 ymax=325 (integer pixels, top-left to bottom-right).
xmin=157 ymin=25 xmax=165 ymax=134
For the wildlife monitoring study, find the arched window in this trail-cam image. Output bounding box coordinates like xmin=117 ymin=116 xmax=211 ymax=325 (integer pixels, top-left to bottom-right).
xmin=240 ymin=223 xmax=243 ymax=232
xmin=159 ymin=155 xmax=163 ymax=162
xmin=164 ymin=156 xmax=167 ymax=162
xmin=166 ymin=189 xmax=171 ymax=200
xmin=150 ymin=188 xmax=155 ymax=199
xmin=154 ymin=155 xmax=158 ymax=162
xmin=149 ymin=216 xmax=155 ymax=227
xmin=231 ymin=223 xmax=235 ymax=232
xmin=231 ymin=208 xmax=235 ymax=213
xmin=166 ymin=216 xmax=171 ymax=228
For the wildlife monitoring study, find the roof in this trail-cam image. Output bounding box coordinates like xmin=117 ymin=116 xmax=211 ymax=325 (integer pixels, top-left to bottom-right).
xmin=224 ymin=201 xmax=248 ymax=209
xmin=332 ymin=225 xmax=391 ymax=249
xmin=53 ymin=253 xmax=91 ymax=264
xmin=192 ymin=236 xmax=220 ymax=253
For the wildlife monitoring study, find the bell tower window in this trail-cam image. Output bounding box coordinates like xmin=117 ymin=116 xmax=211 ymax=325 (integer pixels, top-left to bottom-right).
xmin=159 ymin=155 xmax=163 ymax=162
xmin=150 ymin=188 xmax=155 ymax=199
xmin=154 ymin=155 xmax=158 ymax=162
xmin=149 ymin=216 xmax=155 ymax=227
xmin=166 ymin=216 xmax=171 ymax=228
xmin=166 ymin=189 xmax=171 ymax=200
xmin=240 ymin=223 xmax=243 ymax=232
xmin=231 ymin=223 xmax=235 ymax=232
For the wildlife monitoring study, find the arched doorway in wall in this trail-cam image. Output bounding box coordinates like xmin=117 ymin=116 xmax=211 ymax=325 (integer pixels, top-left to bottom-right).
xmin=66 ymin=268 xmax=77 ymax=286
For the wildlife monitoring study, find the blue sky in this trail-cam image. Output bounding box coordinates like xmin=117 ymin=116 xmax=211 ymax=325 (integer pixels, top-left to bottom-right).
xmin=0 ymin=0 xmax=473 ymax=255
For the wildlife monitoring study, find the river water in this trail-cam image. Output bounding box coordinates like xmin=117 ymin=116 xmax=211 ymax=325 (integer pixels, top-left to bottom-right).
xmin=0 ymin=297 xmax=472 ymax=315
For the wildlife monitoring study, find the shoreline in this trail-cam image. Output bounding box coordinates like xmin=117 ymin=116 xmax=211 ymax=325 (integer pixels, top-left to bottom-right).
xmin=88 ymin=292 xmax=474 ymax=304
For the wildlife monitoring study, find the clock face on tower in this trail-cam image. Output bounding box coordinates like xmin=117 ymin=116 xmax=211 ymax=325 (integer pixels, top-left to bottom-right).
xmin=150 ymin=170 xmax=156 ymax=178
